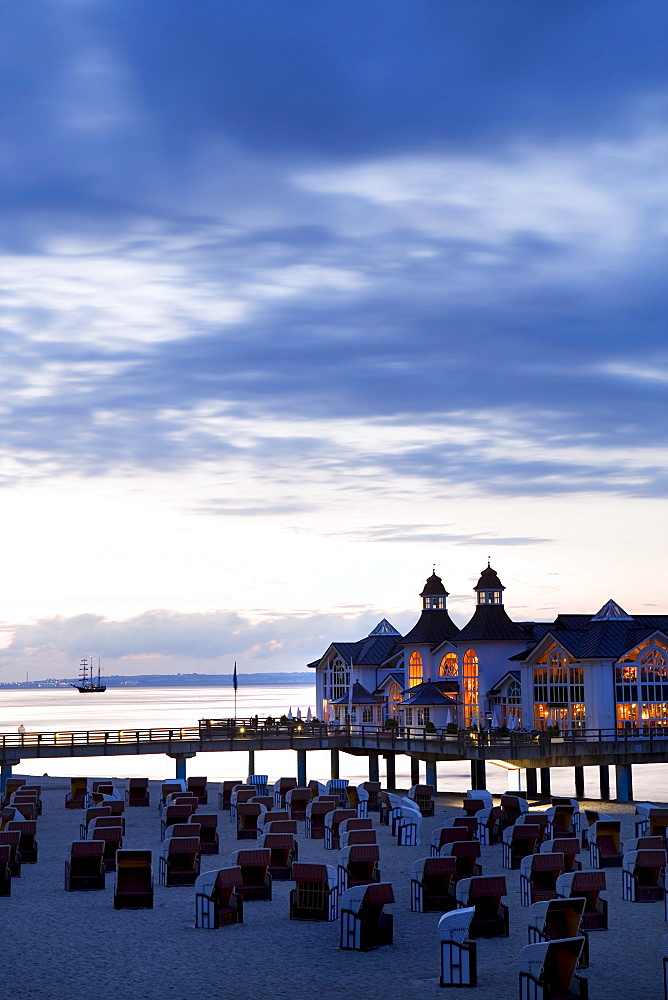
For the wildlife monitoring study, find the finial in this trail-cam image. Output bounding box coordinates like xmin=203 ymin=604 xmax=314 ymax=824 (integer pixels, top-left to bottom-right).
xmin=432 ymin=563 xmax=436 ymax=574
xmin=487 ymin=556 xmax=491 ymax=568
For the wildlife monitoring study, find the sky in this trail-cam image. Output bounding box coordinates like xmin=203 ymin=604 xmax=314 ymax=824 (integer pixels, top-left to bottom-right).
xmin=0 ymin=0 xmax=666 ymax=680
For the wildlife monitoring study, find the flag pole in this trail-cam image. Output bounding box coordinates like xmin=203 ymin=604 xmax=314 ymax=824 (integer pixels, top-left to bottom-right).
xmin=233 ymin=660 xmax=238 ymax=720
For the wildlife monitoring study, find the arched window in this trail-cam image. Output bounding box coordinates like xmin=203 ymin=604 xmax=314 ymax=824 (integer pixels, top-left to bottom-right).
xmin=408 ymin=651 xmax=423 ymax=688
xmin=440 ymin=652 xmax=459 ymax=677
xmin=389 ymin=682 xmax=402 ymax=717
xmin=332 ymin=659 xmax=349 ymax=701
xmin=463 ymin=649 xmax=479 ymax=726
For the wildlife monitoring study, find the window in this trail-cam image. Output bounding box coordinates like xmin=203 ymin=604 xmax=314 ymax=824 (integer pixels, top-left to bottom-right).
xmin=405 ymin=708 xmax=413 ymax=726
xmin=440 ymin=652 xmax=459 ymax=677
xmin=463 ymin=649 xmax=479 ymax=726
xmin=389 ymin=682 xmax=402 ymax=717
xmin=424 ymin=596 xmax=445 ymax=609
xmin=417 ymin=707 xmax=430 ymax=726
xmin=477 ymin=591 xmax=501 ymax=605
xmin=331 ymin=659 xmax=349 ymax=701
xmin=361 ymin=706 xmax=374 ymax=723
xmin=532 ymin=649 xmax=585 ymax=729
xmin=409 ymin=651 xmax=423 ymax=688
xmin=490 ymin=678 xmax=522 ymax=726
xmin=615 ymin=641 xmax=668 ymax=727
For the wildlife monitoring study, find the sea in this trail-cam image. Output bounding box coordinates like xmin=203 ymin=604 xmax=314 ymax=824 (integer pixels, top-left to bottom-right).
xmin=1 ymin=684 xmax=667 ymax=799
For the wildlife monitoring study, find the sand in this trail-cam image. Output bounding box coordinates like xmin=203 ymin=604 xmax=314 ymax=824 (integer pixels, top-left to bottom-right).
xmin=1 ymin=775 xmax=665 ymax=1000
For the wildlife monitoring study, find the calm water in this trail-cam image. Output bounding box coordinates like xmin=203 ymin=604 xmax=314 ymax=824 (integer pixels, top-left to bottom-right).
xmin=1 ymin=684 xmax=667 ymax=799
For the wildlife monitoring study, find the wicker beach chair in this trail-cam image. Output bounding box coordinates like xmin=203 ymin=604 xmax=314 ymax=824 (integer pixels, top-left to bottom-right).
xmin=65 ymin=778 xmax=88 ymax=810
xmin=114 ymin=850 xmax=153 ymax=909
xmin=273 ymin=777 xmax=297 ymax=808
xmin=439 ymin=840 xmax=482 ymax=882
xmin=503 ymin=824 xmax=542 ymax=869
xmin=464 ymin=788 xmax=493 ymax=816
xmin=520 ymin=853 xmax=565 ymax=907
xmin=410 ymin=856 xmax=457 ymax=913
xmin=219 ymin=780 xmax=244 ymax=811
xmin=388 ymin=794 xmax=422 ymax=846
xmin=519 ymin=938 xmax=588 ymax=999
xmin=196 ymin=813 xmax=219 ymax=854
xmin=499 ymin=793 xmax=529 ymax=831
xmin=15 ymin=785 xmax=42 ymax=814
xmin=327 ymin=778 xmax=350 ymax=806
xmin=587 ymin=821 xmax=622 ymax=868
xmin=285 ymin=786 xmax=311 ymax=822
xmin=634 ymin=803 xmax=668 ymax=838
xmin=455 ymin=875 xmax=509 ymax=938
xmin=305 ymin=797 xmax=337 ymax=839
xmin=290 ymin=862 xmax=338 ymax=921
xmin=527 ymin=897 xmax=588 ymax=968
xmin=160 ymin=781 xmax=186 ymax=807
xmin=230 ymin=786 xmax=256 ymax=822
xmin=556 ymin=870 xmax=608 ymax=930
xmin=195 ymin=866 xmax=244 ymax=928
xmin=408 ymin=783 xmax=435 ymax=817
xmin=231 ymin=849 xmax=272 ymax=901
xmin=622 ymin=848 xmax=666 ymax=902
xmin=476 ymin=806 xmax=504 ymax=846
xmin=187 ymin=776 xmax=208 ymax=804
xmin=65 ymin=841 xmax=105 ymax=891
xmin=91 ymin=825 xmax=123 ymax=872
xmin=2 ymin=778 xmax=25 ymax=807
xmin=546 ymin=804 xmax=578 ymax=839
xmin=7 ymin=820 xmax=37 ymax=864
xmin=80 ymin=804 xmax=113 ymax=836
xmin=337 ymin=844 xmax=380 ymax=893
xmin=236 ymin=802 xmax=266 ymax=840
xmin=159 ymin=836 xmax=201 ymax=887
xmin=340 ymin=882 xmax=394 ymax=951
xmin=161 ymin=803 xmax=196 ymax=838
xmin=260 ymin=818 xmax=296 ymax=836
xmin=439 ymin=907 xmax=477 ymax=987
xmin=324 ymin=808 xmax=356 ymax=850
xmin=126 ymin=777 xmax=150 ymax=807
xmin=541 ymin=838 xmax=582 ymax=874
xmin=10 ymin=798 xmax=37 ymax=821
xmin=345 ymin=785 xmax=369 ymax=818
xmin=247 ymin=774 xmax=269 ymax=797
xmin=0 ymin=831 xmax=22 ymax=878
xmin=431 ymin=824 xmax=473 ymax=857
xmin=361 ymin=782 xmax=381 ymax=812
xmin=0 ymin=844 xmax=12 ymax=896
xmin=262 ymin=833 xmax=297 ymax=881
xmin=378 ymin=791 xmax=392 ymax=826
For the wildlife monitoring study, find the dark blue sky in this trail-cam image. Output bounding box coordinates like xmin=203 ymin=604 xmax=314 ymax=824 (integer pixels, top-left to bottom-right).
xmin=0 ymin=1 xmax=665 ymax=675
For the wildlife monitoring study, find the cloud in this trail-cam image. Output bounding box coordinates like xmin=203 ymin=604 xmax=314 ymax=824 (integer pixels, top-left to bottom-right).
xmin=326 ymin=524 xmax=552 ymax=546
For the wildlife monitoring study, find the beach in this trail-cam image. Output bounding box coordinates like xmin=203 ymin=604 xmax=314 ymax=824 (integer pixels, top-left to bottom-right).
xmin=2 ymin=774 xmax=665 ymax=1000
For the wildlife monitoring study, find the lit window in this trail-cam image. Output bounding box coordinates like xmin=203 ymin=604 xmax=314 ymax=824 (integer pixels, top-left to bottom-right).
xmin=409 ymin=651 xmax=423 ymax=688
xmin=440 ymin=652 xmax=458 ymax=677
xmin=463 ymin=649 xmax=479 ymax=726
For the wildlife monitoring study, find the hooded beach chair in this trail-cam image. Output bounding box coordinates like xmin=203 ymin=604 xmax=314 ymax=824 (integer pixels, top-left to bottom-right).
xmin=90 ymin=781 xmax=114 ymax=805
xmin=361 ymin=781 xmax=381 ymax=812
xmin=2 ymin=778 xmax=25 ymax=807
xmin=439 ymin=840 xmax=482 ymax=881
xmin=159 ymin=836 xmax=201 ymax=887
xmin=546 ymin=804 xmax=578 ymax=839
xmin=463 ymin=788 xmax=493 ymax=815
xmin=305 ymin=797 xmax=337 ymax=839
xmin=308 ymin=780 xmax=327 ymax=798
xmin=438 ymin=907 xmax=477 ymax=987
xmin=324 ymin=808 xmax=356 ymax=850
xmin=520 ymin=853 xmax=565 ymax=907
xmin=231 ymin=848 xmax=272 ymax=901
xmin=410 ymin=856 xmax=457 ymax=913
xmin=260 ymin=818 xmax=295 ymax=837
xmin=499 ymin=793 xmax=529 ymax=830
xmin=114 ymin=850 xmax=153 ymax=909
xmin=7 ymin=820 xmax=37 ymax=864
xmin=161 ymin=803 xmax=196 ymax=838
xmin=195 ymin=866 xmax=244 ymax=927
xmin=230 ymin=785 xmax=256 ymax=822
xmin=0 ymin=831 xmax=22 ymax=878
xmin=528 ymin=897 xmax=588 ymax=967
xmin=10 ymin=798 xmax=37 ymax=821
xmin=286 ymin=786 xmax=311 ymax=821
xmin=477 ymin=806 xmax=504 ymax=846
xmin=408 ymin=783 xmax=435 ymax=817
xmin=261 ymin=833 xmax=297 ymax=881
xmin=196 ymin=813 xmax=219 ymax=854
xmin=16 ymin=785 xmax=41 ymax=814
xmin=519 ymin=938 xmax=587 ymax=1000
xmin=92 ymin=825 xmax=123 ymax=872
xmin=219 ymin=780 xmax=244 ymax=811
xmin=65 ymin=778 xmax=88 ymax=810
xmin=503 ymin=823 xmax=542 ymax=869
xmin=0 ymin=844 xmax=11 ymax=896
xmin=337 ymin=844 xmax=380 ymax=893
xmin=556 ymin=870 xmax=608 ymax=930
xmin=65 ymin=840 xmax=105 ymax=891
xmin=387 ymin=794 xmax=422 ymax=845
xmin=290 ymin=862 xmax=338 ymax=920
xmin=345 ymin=785 xmax=369 ymax=817
xmin=541 ymin=838 xmax=581 ymax=874
xmin=341 ymin=829 xmax=377 ymax=848
xmin=126 ymin=777 xmax=150 ymax=807
xmin=431 ymin=823 xmax=474 ymax=857
xmin=518 ymin=812 xmax=550 ymax=843
xmin=247 ymin=774 xmax=269 ymax=797
xmin=160 ymin=780 xmax=186 ymax=807
xmin=622 ymin=848 xmax=666 ymax=902
xmin=236 ymin=802 xmax=266 ymax=840
xmin=339 ymin=882 xmax=394 ymax=950
xmin=455 ymin=875 xmax=509 ymax=937
xmin=587 ymin=820 xmax=622 ymax=868
xmin=187 ymin=776 xmax=208 ymax=804
xmin=273 ymin=777 xmax=297 ymax=808
xmin=637 ymin=806 xmax=668 ymax=841
xmin=327 ymin=778 xmax=349 ymax=805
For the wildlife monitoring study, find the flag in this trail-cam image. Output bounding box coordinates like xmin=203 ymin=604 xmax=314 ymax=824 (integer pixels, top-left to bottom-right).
xmin=232 ymin=661 xmax=238 ymax=692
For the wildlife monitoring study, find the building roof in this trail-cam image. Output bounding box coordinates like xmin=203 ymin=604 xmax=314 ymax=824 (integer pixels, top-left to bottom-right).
xmin=487 ymin=670 xmax=521 ymax=695
xmin=373 ymin=672 xmax=405 ymax=695
xmin=474 ymin=563 xmax=505 ymax=592
xmin=511 ymin=622 xmax=668 ymax=662
xmin=330 ymin=681 xmax=382 ymax=706
xmin=420 ymin=571 xmax=448 ymax=597
xmin=456 ymin=604 xmax=527 ymax=642
xmin=591 ymin=599 xmax=634 ymax=622
xmin=368 ymin=618 xmax=402 ymax=636
xmin=401 ymin=609 xmax=460 ymax=646
xmin=401 ymin=680 xmax=460 ymax=706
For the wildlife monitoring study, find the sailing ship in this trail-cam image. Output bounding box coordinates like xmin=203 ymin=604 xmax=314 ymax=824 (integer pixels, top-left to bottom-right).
xmin=72 ymin=657 xmax=106 ymax=693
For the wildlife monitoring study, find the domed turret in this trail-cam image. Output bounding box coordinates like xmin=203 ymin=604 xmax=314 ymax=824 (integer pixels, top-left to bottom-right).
xmin=420 ymin=569 xmax=449 ymax=610
xmin=474 ymin=560 xmax=505 ymax=606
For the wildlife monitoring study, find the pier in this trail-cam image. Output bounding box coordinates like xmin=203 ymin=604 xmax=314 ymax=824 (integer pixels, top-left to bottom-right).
xmin=2 ymin=720 xmax=667 ymax=801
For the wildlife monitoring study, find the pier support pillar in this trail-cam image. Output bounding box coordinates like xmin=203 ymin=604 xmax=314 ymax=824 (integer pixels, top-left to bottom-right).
xmin=368 ymin=753 xmax=380 ymax=784
xmin=384 ymin=754 xmax=396 ymax=790
xmin=1 ymin=760 xmax=19 ymax=794
xmin=330 ymin=749 xmax=340 ymax=779
xmin=410 ymin=757 xmax=420 ymax=786
xmin=170 ymin=754 xmax=194 ymax=781
xmin=574 ymin=766 xmax=585 ymax=799
xmin=248 ymin=750 xmax=255 ymax=777
xmin=470 ymin=759 xmax=487 ymax=790
xmin=297 ymin=750 xmax=307 ymax=788
xmin=615 ymin=764 xmax=633 ymax=803
xmin=425 ymin=758 xmax=437 ymax=793
xmin=540 ymin=767 xmax=551 ymax=798
xmin=526 ymin=768 xmax=538 ymax=797
xmin=599 ymin=765 xmax=610 ymax=801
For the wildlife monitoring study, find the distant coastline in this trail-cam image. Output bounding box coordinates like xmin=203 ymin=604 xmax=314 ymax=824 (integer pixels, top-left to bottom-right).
xmin=0 ymin=672 xmax=313 ymax=689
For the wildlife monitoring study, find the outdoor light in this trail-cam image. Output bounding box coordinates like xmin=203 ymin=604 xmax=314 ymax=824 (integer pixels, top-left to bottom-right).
xmin=239 ymin=726 xmax=245 ymax=734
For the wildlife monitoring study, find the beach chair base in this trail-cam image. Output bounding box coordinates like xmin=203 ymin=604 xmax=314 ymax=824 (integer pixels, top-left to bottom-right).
xmin=114 ymin=890 xmax=153 ymax=909
xmin=440 ymin=940 xmax=477 ymax=987
xmin=340 ymin=909 xmax=393 ymax=950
